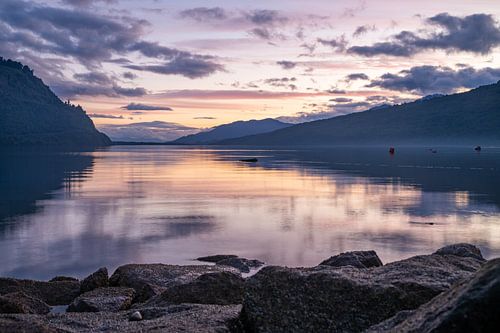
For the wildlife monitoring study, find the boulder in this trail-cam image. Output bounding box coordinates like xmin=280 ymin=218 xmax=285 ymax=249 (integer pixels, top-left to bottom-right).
xmin=0 ymin=315 xmax=56 ymax=333
xmin=67 ymin=287 xmax=135 ymax=313
xmin=197 ymin=255 xmax=238 ymax=263
xmin=109 ymin=264 xmax=239 ymax=302
xmin=433 ymin=243 xmax=485 ymax=261
xmin=0 ymin=304 xmax=242 ymax=332
xmin=367 ymin=258 xmax=500 ymax=333
xmin=0 ymin=292 xmax=50 ymax=314
xmin=80 ymin=267 xmax=109 ymax=293
xmin=241 ymin=245 xmax=484 ymax=333
xmin=216 ymin=258 xmax=265 ymax=273
xmin=49 ymin=276 xmax=79 ymax=283
xmin=319 ymin=250 xmax=383 ymax=268
xmin=0 ymin=278 xmax=80 ymax=306
xmin=142 ymin=271 xmax=245 ymax=306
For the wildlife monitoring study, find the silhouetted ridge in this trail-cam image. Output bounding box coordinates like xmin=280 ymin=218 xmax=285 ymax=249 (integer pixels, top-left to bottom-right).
xmin=220 ymin=82 xmax=500 ymax=146
xmin=0 ymin=57 xmax=110 ymax=146
xmin=173 ymin=118 xmax=291 ymax=144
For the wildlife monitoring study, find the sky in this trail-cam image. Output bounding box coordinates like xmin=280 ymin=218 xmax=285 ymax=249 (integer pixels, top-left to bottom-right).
xmin=1 ymin=0 xmax=500 ymax=141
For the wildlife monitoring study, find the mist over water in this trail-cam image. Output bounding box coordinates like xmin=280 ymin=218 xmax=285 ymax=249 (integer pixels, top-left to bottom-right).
xmin=1 ymin=146 xmax=499 ymax=280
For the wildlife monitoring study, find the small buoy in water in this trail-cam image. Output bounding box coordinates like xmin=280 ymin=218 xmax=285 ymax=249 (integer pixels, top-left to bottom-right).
xmin=389 ymin=147 xmax=395 ymax=154
xmin=474 ymin=146 xmax=482 ymax=152
xmin=240 ymin=158 xmax=258 ymax=163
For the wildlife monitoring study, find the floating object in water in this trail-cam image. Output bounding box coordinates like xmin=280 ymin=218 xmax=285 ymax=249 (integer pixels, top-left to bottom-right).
xmin=389 ymin=147 xmax=395 ymax=154
xmin=240 ymin=158 xmax=258 ymax=163
xmin=474 ymin=146 xmax=482 ymax=152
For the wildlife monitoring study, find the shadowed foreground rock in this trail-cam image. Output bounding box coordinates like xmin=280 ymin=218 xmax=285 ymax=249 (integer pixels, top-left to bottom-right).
xmin=367 ymin=258 xmax=500 ymax=333
xmin=0 ymin=304 xmax=242 ymax=333
xmin=0 ymin=292 xmax=50 ymax=314
xmin=67 ymin=287 xmax=135 ymax=313
xmin=80 ymin=267 xmax=109 ymax=293
xmin=319 ymin=250 xmax=383 ymax=268
xmin=241 ymin=245 xmax=485 ymax=333
xmin=142 ymin=271 xmax=245 ymax=306
xmin=0 ymin=278 xmax=80 ymax=306
xmin=109 ymin=264 xmax=239 ymax=302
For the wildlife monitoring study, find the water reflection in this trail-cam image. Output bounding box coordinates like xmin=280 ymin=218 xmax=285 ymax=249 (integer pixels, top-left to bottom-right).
xmin=0 ymin=146 xmax=499 ymax=280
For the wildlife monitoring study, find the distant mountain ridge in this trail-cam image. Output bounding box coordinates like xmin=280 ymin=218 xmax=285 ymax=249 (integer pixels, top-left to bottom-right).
xmin=173 ymin=118 xmax=292 ymax=144
xmin=220 ymin=81 xmax=500 ymax=146
xmin=0 ymin=58 xmax=110 ymax=146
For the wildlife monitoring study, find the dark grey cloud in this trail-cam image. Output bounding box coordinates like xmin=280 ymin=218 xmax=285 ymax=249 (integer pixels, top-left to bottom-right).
xmin=264 ymin=77 xmax=297 ymax=90
xmin=367 ymin=65 xmax=500 ymax=94
xmin=126 ymin=56 xmax=224 ymax=79
xmin=112 ymin=86 xmax=148 ymax=97
xmin=317 ymin=36 xmax=348 ymax=52
xmin=51 ymin=78 xmax=147 ymax=99
xmin=121 ymin=103 xmax=173 ymax=111
xmin=277 ymin=60 xmax=297 ymax=69
xmin=246 ymin=10 xmax=287 ymax=25
xmin=88 ymin=113 xmax=124 ymax=119
xmin=179 ymin=7 xmax=227 ymax=22
xmin=73 ymin=72 xmax=113 ymax=85
xmin=122 ymin=72 xmax=137 ymax=80
xmin=194 ymin=116 xmax=216 ymax=120
xmin=60 ymin=0 xmax=116 ymax=7
xmin=346 ymin=73 xmax=369 ymax=81
xmin=349 ymin=13 xmax=500 ymax=57
xmin=98 ymin=121 xmax=199 ymax=142
xmin=330 ymin=97 xmax=353 ymax=103
xmin=353 ymin=24 xmax=376 ymax=37
xmin=0 ymin=0 xmax=223 ymax=83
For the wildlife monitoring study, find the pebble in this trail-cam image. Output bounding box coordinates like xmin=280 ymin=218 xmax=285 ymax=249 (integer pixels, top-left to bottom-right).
xmin=129 ymin=311 xmax=143 ymax=321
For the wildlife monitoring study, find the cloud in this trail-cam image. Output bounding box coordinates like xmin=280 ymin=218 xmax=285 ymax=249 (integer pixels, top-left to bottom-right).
xmin=330 ymin=97 xmax=353 ymax=103
xmin=122 ymin=72 xmax=137 ymax=80
xmin=112 ymin=86 xmax=148 ymax=97
xmin=50 ymin=79 xmax=147 ymax=99
xmin=245 ymin=10 xmax=287 ymax=26
xmin=60 ymin=0 xmax=116 ymax=7
xmin=126 ymin=56 xmax=224 ymax=79
xmin=277 ymin=60 xmax=297 ymax=69
xmin=179 ymin=7 xmax=227 ymax=22
xmin=98 ymin=121 xmax=199 ymax=142
xmin=73 ymin=72 xmax=113 ymax=85
xmin=194 ymin=116 xmax=216 ymax=120
xmin=263 ymin=77 xmax=298 ymax=90
xmin=349 ymin=13 xmax=500 ymax=57
xmin=346 ymin=73 xmax=369 ymax=81
xmin=317 ymin=36 xmax=348 ymax=52
xmin=121 ymin=103 xmax=173 ymax=111
xmin=367 ymin=65 xmax=500 ymax=94
xmin=0 ymin=0 xmax=224 ymax=82
xmin=353 ymin=24 xmax=376 ymax=37
xmin=88 ymin=113 xmax=124 ymax=119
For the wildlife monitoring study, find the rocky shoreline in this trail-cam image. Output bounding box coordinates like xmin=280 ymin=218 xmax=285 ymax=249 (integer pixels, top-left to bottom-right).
xmin=0 ymin=244 xmax=498 ymax=332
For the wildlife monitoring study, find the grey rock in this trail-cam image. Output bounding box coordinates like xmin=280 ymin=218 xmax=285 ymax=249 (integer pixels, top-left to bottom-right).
xmin=129 ymin=311 xmax=142 ymax=321
xmin=197 ymin=255 xmax=238 ymax=263
xmin=109 ymin=264 xmax=239 ymax=302
xmin=433 ymin=243 xmax=485 ymax=261
xmin=0 ymin=278 xmax=80 ymax=306
xmin=319 ymin=250 xmax=383 ymax=268
xmin=48 ymin=276 xmax=79 ymax=283
xmin=143 ymin=271 xmax=245 ymax=306
xmin=80 ymin=267 xmax=109 ymax=293
xmin=0 ymin=304 xmax=241 ymax=332
xmin=366 ymin=258 xmax=500 ymax=333
xmin=67 ymin=287 xmax=135 ymax=313
xmin=216 ymin=258 xmax=265 ymax=273
xmin=0 ymin=292 xmax=50 ymax=314
xmin=0 ymin=315 xmax=56 ymax=333
xmin=241 ymin=246 xmax=484 ymax=333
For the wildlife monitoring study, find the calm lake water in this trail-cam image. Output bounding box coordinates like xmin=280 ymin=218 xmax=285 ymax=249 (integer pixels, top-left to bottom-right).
xmin=1 ymin=145 xmax=500 ymax=280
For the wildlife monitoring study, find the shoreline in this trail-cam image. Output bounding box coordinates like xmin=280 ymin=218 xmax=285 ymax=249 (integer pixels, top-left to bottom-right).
xmin=0 ymin=243 xmax=498 ymax=332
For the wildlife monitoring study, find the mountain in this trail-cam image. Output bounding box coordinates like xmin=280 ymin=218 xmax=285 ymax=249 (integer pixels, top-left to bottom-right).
xmin=0 ymin=58 xmax=110 ymax=146
xmin=220 ymin=82 xmax=500 ymax=146
xmin=173 ymin=118 xmax=292 ymax=144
